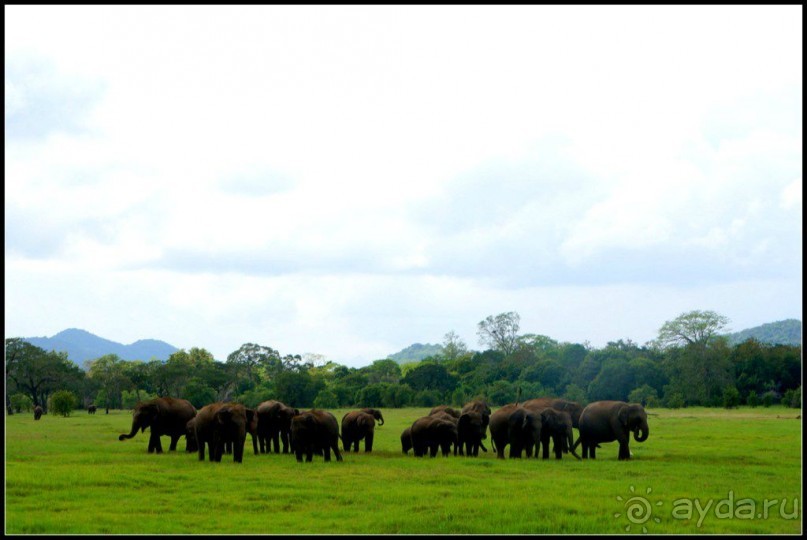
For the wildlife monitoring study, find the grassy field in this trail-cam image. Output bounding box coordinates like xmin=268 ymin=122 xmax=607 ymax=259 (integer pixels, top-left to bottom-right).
xmin=5 ymin=406 xmax=802 ymax=534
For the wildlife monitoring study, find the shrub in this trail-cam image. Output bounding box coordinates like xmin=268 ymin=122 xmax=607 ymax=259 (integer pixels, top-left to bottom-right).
xmin=10 ymin=393 xmax=34 ymax=413
xmin=665 ymin=392 xmax=685 ymax=409
xmin=747 ymin=392 xmax=759 ymax=408
xmin=629 ymin=384 xmax=659 ymax=408
xmin=48 ymin=390 xmax=78 ymax=417
xmin=781 ymin=387 xmax=801 ymax=409
xmin=412 ymin=389 xmax=442 ymax=407
xmin=562 ymin=384 xmax=588 ymax=406
xmin=313 ymin=388 xmax=339 ymax=409
xmin=722 ymin=386 xmax=741 ymax=409
xmin=761 ymin=391 xmax=777 ymax=408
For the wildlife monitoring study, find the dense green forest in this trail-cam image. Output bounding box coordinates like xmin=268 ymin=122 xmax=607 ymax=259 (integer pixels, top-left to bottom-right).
xmin=5 ymin=310 xmax=801 ymax=415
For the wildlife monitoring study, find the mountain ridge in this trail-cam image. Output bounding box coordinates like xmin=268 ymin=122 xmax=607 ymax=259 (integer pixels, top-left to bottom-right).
xmin=22 ymin=328 xmax=179 ymax=367
xmin=19 ymin=318 xmax=801 ymax=369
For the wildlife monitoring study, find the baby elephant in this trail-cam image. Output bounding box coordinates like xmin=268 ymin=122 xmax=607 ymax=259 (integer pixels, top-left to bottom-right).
xmin=341 ymin=408 xmax=384 ymax=452
xmin=34 ymin=405 xmax=43 ymax=420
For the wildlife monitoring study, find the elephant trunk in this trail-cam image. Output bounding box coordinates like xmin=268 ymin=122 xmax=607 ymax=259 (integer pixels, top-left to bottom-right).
xmin=378 ymin=414 xmax=384 ymax=426
xmin=634 ymin=424 xmax=649 ymax=442
xmin=567 ymin=430 xmax=581 ymax=460
xmin=119 ymin=420 xmax=142 ymax=441
xmin=118 ymin=416 xmax=150 ymax=441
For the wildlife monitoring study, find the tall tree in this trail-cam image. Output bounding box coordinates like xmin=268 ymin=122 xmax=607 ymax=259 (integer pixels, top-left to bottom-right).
xmin=86 ymin=354 xmax=132 ymax=413
xmin=442 ymin=331 xmax=469 ymax=362
xmin=7 ymin=344 xmax=79 ymax=410
xmin=477 ymin=311 xmax=521 ymax=356
xmin=656 ymin=310 xmax=734 ymax=406
xmin=5 ymin=338 xmax=40 ymax=415
xmin=654 ymin=310 xmax=731 ymax=349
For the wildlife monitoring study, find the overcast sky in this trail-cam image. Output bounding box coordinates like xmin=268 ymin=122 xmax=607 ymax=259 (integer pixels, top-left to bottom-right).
xmin=5 ymin=6 xmax=802 ymax=367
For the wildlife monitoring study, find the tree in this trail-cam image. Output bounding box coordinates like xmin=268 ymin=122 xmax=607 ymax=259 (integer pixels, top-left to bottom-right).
xmin=5 ymin=338 xmax=41 ymax=414
xmin=86 ymin=354 xmax=132 ymax=413
xmin=7 ymin=344 xmax=79 ymax=411
xmin=401 ymin=362 xmax=458 ymax=395
xmin=442 ymin=331 xmax=469 ymax=362
xmin=363 ymin=359 xmax=402 ymax=385
xmin=227 ymin=343 xmax=281 ymax=396
xmin=654 ymin=310 xmax=731 ymax=349
xmin=49 ymin=390 xmax=78 ymax=417
xmin=477 ymin=311 xmax=521 ymax=356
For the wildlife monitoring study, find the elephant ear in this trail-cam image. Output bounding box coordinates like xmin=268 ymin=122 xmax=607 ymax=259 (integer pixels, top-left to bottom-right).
xmin=618 ymin=404 xmax=630 ymax=427
xmin=217 ymin=406 xmax=233 ymax=424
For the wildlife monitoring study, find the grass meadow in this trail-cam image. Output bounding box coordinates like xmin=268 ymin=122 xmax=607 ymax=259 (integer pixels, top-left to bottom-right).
xmin=5 ymin=406 xmax=802 ymax=534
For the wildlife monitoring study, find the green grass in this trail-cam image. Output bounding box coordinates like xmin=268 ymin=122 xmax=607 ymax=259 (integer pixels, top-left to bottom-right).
xmin=5 ymin=406 xmax=802 ymax=534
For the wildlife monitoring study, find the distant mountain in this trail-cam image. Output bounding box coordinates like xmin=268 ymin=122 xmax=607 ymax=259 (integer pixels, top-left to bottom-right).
xmin=725 ymin=319 xmax=802 ymax=347
xmin=387 ymin=342 xmax=444 ymax=364
xmin=22 ymin=328 xmax=179 ymax=367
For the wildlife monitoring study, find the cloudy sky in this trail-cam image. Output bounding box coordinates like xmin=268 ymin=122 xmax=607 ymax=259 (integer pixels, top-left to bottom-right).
xmin=5 ymin=6 xmax=802 ymax=367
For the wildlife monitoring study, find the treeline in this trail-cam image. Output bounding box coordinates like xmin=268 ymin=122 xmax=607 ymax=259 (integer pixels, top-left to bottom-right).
xmin=5 ymin=310 xmax=801 ymax=414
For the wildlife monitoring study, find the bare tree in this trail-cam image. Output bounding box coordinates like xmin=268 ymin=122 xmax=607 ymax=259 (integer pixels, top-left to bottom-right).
xmin=477 ymin=312 xmax=521 ymax=356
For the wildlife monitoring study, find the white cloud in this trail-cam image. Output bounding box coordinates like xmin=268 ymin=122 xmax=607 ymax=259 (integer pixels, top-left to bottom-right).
xmin=5 ymin=6 xmax=802 ymax=366
xmin=780 ymin=179 xmax=802 ymax=210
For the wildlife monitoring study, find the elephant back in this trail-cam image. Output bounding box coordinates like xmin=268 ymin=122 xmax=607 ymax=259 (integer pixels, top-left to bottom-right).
xmin=429 ymin=405 xmax=460 ymax=419
xmin=430 ymin=410 xmax=459 ymax=425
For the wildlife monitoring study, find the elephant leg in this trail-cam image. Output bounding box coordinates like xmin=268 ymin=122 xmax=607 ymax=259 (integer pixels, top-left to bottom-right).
xmin=198 ymin=441 xmax=206 ymax=461
xmin=618 ymin=438 xmax=631 ymax=460
xmin=590 ymin=444 xmax=596 ymax=459
xmin=295 ymin=450 xmax=304 ymax=462
xmin=169 ymin=435 xmax=180 ymax=451
xmin=552 ymin=435 xmax=562 ymax=459
xmin=365 ymin=432 xmax=373 ymax=452
xmin=284 ymin=431 xmax=293 ymax=454
xmin=252 ymin=434 xmax=258 ymax=455
xmin=334 ymin=443 xmax=343 ymax=462
xmin=306 ymin=450 xmax=313 ymax=462
xmin=149 ymin=432 xmax=163 ymax=454
xmin=234 ymin=440 xmax=244 ymax=463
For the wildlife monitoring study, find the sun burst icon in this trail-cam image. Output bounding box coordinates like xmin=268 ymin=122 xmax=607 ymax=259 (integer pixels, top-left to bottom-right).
xmin=614 ymin=485 xmax=663 ymax=533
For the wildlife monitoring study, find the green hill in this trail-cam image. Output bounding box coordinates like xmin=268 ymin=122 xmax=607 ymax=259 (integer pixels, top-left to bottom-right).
xmin=387 ymin=343 xmax=444 ymax=364
xmin=726 ymin=319 xmax=801 ymax=346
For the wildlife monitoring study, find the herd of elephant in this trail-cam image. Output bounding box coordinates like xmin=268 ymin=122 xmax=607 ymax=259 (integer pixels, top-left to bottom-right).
xmin=115 ymin=396 xmax=650 ymax=463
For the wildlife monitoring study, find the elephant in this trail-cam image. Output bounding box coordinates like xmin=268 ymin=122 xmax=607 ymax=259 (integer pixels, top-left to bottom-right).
xmin=185 ymin=417 xmax=199 ymax=453
xmin=256 ymin=400 xmax=300 ymax=454
xmin=223 ymin=408 xmax=259 ymax=456
xmin=575 ymin=400 xmax=649 ymax=460
xmin=522 ymin=397 xmax=584 ymax=429
xmin=118 ymin=397 xmax=197 ymax=453
xmin=87 ymin=404 xmax=97 ymax=414
xmin=457 ymin=410 xmax=489 ymax=457
xmin=33 ymin=405 xmax=43 ymax=420
xmin=401 ymin=426 xmax=413 ymax=454
xmin=489 ymin=404 xmax=539 ymax=459
xmin=341 ymin=408 xmax=384 ymax=452
xmin=409 ymin=415 xmax=458 ymax=457
xmin=429 ymin=405 xmax=461 ymax=419
xmin=192 ymin=402 xmax=249 ymax=463
xmin=461 ymin=399 xmax=492 ymax=435
xmin=290 ymin=409 xmax=343 ymax=462
xmin=535 ymin=408 xmax=580 ymax=460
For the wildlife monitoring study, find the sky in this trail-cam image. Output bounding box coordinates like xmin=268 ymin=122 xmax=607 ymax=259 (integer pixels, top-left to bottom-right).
xmin=5 ymin=5 xmax=802 ymax=367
